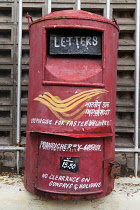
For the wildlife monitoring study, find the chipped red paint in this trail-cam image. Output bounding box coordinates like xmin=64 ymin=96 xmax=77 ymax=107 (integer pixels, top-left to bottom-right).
xmin=24 ymin=10 xmax=119 ymax=200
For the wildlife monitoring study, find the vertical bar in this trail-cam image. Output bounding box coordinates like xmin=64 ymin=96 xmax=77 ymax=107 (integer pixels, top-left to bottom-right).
xmin=134 ymin=0 xmax=140 ymax=177
xmin=17 ymin=151 xmax=20 ymax=174
xmin=17 ymin=0 xmax=22 ymax=174
xmin=135 ymin=0 xmax=140 ymax=149
xmin=76 ymin=0 xmax=81 ymax=10
xmin=47 ymin=0 xmax=51 ymax=14
xmin=134 ymin=153 xmax=138 ymax=177
xmin=106 ymin=0 xmax=110 ymax=19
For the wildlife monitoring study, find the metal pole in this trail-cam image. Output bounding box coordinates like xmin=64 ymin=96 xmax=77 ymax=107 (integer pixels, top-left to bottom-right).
xmin=134 ymin=0 xmax=140 ymax=177
xmin=135 ymin=0 xmax=140 ymax=151
xmin=16 ymin=0 xmax=23 ymax=174
xmin=17 ymin=151 xmax=20 ymax=174
xmin=47 ymin=0 xmax=51 ymax=14
xmin=135 ymin=153 xmax=139 ymax=177
xmin=76 ymin=0 xmax=81 ymax=10
xmin=115 ymin=148 xmax=140 ymax=153
xmin=0 ymin=146 xmax=25 ymax=151
xmin=106 ymin=0 xmax=110 ymax=19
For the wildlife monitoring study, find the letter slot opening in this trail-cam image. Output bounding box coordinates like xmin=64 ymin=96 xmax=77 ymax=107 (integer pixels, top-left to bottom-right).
xmin=44 ymin=28 xmax=103 ymax=85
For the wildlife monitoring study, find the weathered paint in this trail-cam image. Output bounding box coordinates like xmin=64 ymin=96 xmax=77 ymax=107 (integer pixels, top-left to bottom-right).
xmin=24 ymin=10 xmax=119 ymax=200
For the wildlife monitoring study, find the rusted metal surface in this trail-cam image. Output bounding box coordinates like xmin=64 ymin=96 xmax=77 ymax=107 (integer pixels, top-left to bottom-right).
xmin=24 ymin=10 xmax=119 ymax=200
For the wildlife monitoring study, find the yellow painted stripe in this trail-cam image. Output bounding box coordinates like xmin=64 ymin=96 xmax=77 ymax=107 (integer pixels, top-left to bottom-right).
xmin=50 ymin=109 xmax=65 ymax=121
xmin=59 ymin=102 xmax=86 ymax=117
xmin=44 ymin=89 xmax=107 ymax=104
xmin=38 ymin=89 xmax=106 ymax=108
xmin=50 ymin=108 xmax=86 ymax=121
xmin=72 ymin=108 xmax=87 ymax=121
xmin=34 ymin=91 xmax=105 ymax=113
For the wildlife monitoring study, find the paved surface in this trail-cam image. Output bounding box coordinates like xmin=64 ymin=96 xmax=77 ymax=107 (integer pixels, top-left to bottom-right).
xmin=0 ymin=175 xmax=140 ymax=210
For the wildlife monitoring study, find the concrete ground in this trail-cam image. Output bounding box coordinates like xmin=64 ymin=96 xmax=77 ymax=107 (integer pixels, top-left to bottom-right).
xmin=0 ymin=175 xmax=140 ymax=210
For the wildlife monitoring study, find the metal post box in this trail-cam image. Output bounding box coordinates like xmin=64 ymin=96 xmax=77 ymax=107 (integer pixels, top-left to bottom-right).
xmin=24 ymin=10 xmax=120 ymax=200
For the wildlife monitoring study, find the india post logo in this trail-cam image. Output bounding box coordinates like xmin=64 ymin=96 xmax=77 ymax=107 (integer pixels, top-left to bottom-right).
xmin=34 ymin=89 xmax=107 ymax=121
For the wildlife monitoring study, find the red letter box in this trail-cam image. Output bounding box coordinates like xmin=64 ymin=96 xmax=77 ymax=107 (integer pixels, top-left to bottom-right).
xmin=24 ymin=10 xmax=120 ymax=200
